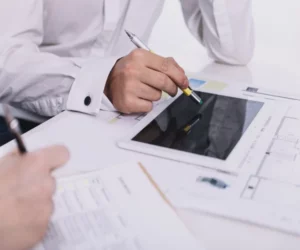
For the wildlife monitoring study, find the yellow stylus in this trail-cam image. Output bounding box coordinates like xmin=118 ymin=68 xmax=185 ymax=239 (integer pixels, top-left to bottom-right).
xmin=125 ymin=30 xmax=203 ymax=105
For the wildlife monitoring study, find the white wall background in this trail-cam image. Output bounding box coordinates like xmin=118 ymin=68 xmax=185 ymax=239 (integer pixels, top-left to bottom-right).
xmin=253 ymin=0 xmax=300 ymax=68
xmin=149 ymin=0 xmax=300 ymax=75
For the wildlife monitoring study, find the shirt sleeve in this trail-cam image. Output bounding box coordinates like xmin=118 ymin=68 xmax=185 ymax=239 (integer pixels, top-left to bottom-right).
xmin=0 ymin=0 xmax=117 ymax=117
xmin=180 ymin=0 xmax=255 ymax=65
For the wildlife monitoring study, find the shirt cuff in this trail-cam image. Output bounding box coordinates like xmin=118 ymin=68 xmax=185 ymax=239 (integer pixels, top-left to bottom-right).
xmin=66 ymin=57 xmax=118 ymax=115
xmin=101 ymin=94 xmax=117 ymax=112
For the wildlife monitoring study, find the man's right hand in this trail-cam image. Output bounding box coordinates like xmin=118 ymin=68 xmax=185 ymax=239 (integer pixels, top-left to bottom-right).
xmin=0 ymin=145 xmax=69 ymax=250
xmin=105 ymin=49 xmax=189 ymax=114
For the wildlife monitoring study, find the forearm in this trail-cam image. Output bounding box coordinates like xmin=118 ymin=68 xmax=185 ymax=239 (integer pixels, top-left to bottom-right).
xmin=0 ymin=40 xmax=76 ymax=116
xmin=0 ymin=39 xmax=119 ymax=116
xmin=180 ymin=0 xmax=254 ymax=65
xmin=0 ymin=0 xmax=118 ymax=116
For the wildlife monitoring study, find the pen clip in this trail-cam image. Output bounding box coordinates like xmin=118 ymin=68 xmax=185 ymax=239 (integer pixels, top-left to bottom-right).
xmin=3 ymin=105 xmax=21 ymax=134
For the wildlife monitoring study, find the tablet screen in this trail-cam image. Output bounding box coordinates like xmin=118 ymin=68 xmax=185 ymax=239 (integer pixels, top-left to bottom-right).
xmin=133 ymin=92 xmax=264 ymax=160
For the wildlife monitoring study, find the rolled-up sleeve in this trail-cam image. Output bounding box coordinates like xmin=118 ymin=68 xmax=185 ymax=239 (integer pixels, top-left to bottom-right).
xmin=0 ymin=0 xmax=116 ymax=117
xmin=180 ymin=0 xmax=254 ymax=65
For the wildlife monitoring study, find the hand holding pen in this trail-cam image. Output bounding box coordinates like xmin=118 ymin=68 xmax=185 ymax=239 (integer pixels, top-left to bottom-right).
xmin=104 ymin=31 xmax=201 ymax=114
xmin=125 ymin=30 xmax=202 ymax=105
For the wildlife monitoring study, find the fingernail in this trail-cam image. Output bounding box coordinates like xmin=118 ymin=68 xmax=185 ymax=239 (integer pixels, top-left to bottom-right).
xmin=183 ymin=78 xmax=189 ymax=88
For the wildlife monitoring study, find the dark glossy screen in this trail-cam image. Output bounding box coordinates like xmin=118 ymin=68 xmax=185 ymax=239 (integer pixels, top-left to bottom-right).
xmin=133 ymin=92 xmax=263 ymax=160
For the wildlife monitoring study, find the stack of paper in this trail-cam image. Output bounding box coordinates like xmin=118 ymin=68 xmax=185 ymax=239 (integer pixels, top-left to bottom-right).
xmin=33 ymin=162 xmax=204 ymax=250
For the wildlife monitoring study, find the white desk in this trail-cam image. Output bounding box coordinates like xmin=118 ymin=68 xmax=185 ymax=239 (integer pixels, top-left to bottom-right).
xmin=1 ymin=62 xmax=300 ymax=250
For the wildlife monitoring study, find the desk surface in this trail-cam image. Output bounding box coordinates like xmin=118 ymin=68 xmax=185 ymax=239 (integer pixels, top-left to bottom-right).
xmin=1 ymin=62 xmax=300 ymax=250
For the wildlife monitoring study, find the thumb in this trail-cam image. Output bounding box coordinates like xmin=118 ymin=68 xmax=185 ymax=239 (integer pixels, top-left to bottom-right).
xmin=35 ymin=145 xmax=70 ymax=172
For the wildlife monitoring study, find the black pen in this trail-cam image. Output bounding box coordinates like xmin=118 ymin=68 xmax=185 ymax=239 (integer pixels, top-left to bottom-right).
xmin=3 ymin=105 xmax=27 ymax=154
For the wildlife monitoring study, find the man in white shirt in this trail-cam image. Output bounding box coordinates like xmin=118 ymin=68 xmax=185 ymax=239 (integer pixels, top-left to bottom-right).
xmin=0 ymin=0 xmax=254 ymax=117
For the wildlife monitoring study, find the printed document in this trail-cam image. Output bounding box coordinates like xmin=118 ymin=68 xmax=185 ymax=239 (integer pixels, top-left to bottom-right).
xmin=165 ymin=103 xmax=300 ymax=235
xmin=33 ymin=162 xmax=204 ymax=250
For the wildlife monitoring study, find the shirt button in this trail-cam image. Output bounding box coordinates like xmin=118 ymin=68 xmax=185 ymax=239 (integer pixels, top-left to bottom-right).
xmin=84 ymin=96 xmax=92 ymax=106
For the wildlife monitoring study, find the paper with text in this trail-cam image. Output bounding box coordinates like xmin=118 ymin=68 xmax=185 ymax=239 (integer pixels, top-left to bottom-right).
xmin=33 ymin=163 xmax=204 ymax=250
xmin=166 ymin=103 xmax=300 ymax=235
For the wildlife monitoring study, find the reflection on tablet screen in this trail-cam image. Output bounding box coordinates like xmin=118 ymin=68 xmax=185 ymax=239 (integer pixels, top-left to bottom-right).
xmin=133 ymin=92 xmax=263 ymax=160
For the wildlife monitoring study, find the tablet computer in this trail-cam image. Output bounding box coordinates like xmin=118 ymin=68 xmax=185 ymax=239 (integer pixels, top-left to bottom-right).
xmin=118 ymin=90 xmax=274 ymax=173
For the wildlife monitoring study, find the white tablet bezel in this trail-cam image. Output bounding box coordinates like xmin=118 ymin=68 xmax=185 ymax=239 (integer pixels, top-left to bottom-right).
xmin=118 ymin=91 xmax=276 ymax=174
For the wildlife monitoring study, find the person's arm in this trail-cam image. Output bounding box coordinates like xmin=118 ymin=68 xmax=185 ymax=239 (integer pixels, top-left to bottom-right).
xmin=180 ymin=0 xmax=254 ymax=65
xmin=0 ymin=0 xmax=117 ymax=117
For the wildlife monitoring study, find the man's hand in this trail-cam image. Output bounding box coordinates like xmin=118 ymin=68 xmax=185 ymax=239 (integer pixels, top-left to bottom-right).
xmin=0 ymin=145 xmax=70 ymax=250
xmin=105 ymin=49 xmax=189 ymax=114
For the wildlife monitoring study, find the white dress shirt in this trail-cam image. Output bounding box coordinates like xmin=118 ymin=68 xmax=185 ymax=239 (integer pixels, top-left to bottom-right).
xmin=0 ymin=0 xmax=254 ymax=117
